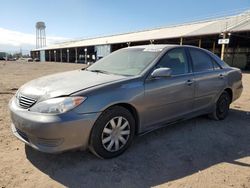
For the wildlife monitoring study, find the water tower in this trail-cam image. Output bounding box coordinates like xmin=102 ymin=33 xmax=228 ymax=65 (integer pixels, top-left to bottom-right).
xmin=36 ymin=22 xmax=46 ymax=48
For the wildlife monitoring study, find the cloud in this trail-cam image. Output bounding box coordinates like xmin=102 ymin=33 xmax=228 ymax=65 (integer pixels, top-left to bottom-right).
xmin=0 ymin=27 xmax=69 ymax=53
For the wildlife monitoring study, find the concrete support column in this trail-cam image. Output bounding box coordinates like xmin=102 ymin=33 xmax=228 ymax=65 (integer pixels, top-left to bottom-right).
xmin=75 ymin=48 xmax=78 ymax=63
xmin=60 ymin=49 xmax=62 ymax=63
xmin=49 ymin=51 xmax=51 ymax=62
xmin=150 ymin=40 xmax=154 ymax=44
xmin=127 ymin=42 xmax=131 ymax=47
xmin=54 ymin=50 xmax=56 ymax=62
xmin=212 ymin=41 xmax=216 ymax=53
xmin=198 ymin=39 xmax=202 ymax=48
xmin=221 ymin=33 xmax=226 ymax=60
xmin=84 ymin=48 xmax=87 ymax=64
xmin=180 ymin=37 xmax=183 ymax=45
xmin=67 ymin=49 xmax=69 ymax=63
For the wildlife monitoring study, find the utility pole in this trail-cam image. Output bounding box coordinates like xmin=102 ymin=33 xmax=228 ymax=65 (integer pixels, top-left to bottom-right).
xmin=221 ymin=33 xmax=226 ymax=60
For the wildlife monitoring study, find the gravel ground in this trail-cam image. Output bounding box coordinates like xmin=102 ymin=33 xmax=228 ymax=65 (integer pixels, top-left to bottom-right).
xmin=0 ymin=61 xmax=249 ymax=188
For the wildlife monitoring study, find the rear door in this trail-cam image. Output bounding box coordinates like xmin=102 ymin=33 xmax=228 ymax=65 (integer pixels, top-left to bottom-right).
xmin=188 ymin=47 xmax=226 ymax=111
xmin=143 ymin=47 xmax=195 ymax=129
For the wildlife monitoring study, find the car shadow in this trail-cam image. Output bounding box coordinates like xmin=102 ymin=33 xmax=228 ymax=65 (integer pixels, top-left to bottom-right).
xmin=25 ymin=109 xmax=250 ymax=188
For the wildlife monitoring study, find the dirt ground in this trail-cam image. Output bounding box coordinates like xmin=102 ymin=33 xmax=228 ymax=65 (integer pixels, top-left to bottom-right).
xmin=0 ymin=61 xmax=249 ymax=188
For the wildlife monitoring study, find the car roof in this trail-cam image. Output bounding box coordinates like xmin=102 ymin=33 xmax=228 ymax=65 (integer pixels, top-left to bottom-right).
xmin=126 ymin=44 xmax=213 ymax=53
xmin=126 ymin=44 xmax=179 ymax=51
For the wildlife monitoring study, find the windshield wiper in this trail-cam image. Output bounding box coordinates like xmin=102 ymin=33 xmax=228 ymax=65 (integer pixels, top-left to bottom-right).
xmin=88 ymin=69 xmax=110 ymax=74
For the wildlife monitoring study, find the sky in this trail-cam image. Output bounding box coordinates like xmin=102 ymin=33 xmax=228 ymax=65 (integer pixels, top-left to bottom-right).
xmin=0 ymin=0 xmax=250 ymax=53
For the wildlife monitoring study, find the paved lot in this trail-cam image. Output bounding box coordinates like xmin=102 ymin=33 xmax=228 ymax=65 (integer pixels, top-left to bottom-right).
xmin=0 ymin=61 xmax=249 ymax=188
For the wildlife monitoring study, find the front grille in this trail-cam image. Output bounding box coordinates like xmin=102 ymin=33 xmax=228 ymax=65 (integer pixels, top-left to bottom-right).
xmin=16 ymin=128 xmax=29 ymax=142
xmin=18 ymin=95 xmax=37 ymax=109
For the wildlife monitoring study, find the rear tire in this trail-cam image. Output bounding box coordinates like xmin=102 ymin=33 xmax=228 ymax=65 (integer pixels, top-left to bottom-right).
xmin=209 ymin=91 xmax=231 ymax=120
xmin=89 ymin=106 xmax=135 ymax=159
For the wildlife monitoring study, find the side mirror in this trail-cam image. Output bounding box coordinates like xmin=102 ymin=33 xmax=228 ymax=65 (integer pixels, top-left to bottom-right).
xmin=151 ymin=67 xmax=172 ymax=78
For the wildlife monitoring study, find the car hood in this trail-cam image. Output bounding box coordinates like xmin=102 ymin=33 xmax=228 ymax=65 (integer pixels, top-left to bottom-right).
xmin=18 ymin=70 xmax=127 ymax=101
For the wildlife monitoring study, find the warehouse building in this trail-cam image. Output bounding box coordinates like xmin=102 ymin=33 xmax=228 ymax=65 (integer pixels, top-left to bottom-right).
xmin=31 ymin=10 xmax=250 ymax=70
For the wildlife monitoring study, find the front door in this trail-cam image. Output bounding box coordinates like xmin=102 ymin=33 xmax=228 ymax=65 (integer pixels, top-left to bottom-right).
xmin=143 ymin=47 xmax=195 ymax=129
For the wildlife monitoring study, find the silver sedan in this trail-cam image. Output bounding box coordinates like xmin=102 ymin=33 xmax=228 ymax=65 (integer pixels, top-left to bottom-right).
xmin=9 ymin=45 xmax=243 ymax=158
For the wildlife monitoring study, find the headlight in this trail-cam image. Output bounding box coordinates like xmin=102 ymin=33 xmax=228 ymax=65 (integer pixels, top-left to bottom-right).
xmin=30 ymin=96 xmax=86 ymax=114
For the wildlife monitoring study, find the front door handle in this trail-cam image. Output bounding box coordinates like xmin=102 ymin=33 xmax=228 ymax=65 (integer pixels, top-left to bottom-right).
xmin=219 ymin=74 xmax=224 ymax=79
xmin=186 ymin=79 xmax=194 ymax=86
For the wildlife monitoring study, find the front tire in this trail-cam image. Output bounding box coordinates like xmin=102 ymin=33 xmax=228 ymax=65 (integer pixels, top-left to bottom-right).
xmin=209 ymin=91 xmax=231 ymax=120
xmin=89 ymin=106 xmax=135 ymax=159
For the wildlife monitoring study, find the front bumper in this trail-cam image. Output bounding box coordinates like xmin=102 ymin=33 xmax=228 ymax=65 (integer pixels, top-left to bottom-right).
xmin=9 ymin=97 xmax=101 ymax=153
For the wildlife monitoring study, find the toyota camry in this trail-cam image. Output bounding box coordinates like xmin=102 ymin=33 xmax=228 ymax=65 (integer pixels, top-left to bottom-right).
xmin=9 ymin=45 xmax=243 ymax=158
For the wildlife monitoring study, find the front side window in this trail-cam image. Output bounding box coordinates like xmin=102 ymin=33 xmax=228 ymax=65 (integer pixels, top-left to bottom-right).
xmin=189 ymin=48 xmax=214 ymax=72
xmin=156 ymin=48 xmax=189 ymax=75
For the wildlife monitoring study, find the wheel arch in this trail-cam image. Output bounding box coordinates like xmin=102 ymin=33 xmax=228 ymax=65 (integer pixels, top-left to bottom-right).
xmin=224 ymin=88 xmax=233 ymax=103
xmin=103 ymin=103 xmax=140 ymax=135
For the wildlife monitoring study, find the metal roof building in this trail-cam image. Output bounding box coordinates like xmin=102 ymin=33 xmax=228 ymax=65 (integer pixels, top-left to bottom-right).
xmin=32 ymin=10 xmax=250 ymax=69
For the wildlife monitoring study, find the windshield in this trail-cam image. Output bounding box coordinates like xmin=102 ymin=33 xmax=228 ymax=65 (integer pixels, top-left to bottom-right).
xmin=87 ymin=48 xmax=161 ymax=76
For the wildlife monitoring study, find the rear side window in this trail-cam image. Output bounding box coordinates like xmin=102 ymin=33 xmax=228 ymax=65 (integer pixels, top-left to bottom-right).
xmin=189 ymin=48 xmax=214 ymax=72
xmin=210 ymin=52 xmax=229 ymax=68
xmin=212 ymin=59 xmax=222 ymax=70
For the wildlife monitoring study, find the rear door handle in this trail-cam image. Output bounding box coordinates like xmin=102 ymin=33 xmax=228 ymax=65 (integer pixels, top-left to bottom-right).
xmin=186 ymin=79 xmax=194 ymax=86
